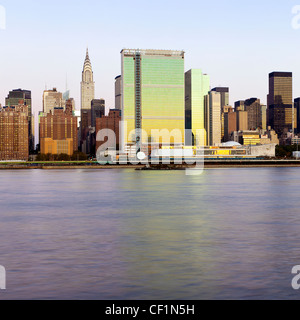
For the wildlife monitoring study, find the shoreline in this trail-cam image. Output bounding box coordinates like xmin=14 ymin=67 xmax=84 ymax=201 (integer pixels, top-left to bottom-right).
xmin=0 ymin=160 xmax=300 ymax=170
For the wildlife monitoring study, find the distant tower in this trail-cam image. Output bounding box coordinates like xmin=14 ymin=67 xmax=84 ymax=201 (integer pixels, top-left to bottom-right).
xmin=81 ymin=48 xmax=95 ymax=110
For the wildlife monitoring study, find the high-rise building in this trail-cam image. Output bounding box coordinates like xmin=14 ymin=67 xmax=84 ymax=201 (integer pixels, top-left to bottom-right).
xmin=5 ymin=89 xmax=34 ymax=152
xmin=91 ymin=99 xmax=105 ymax=128
xmin=235 ymin=100 xmax=245 ymax=111
xmin=39 ymin=107 xmax=78 ymax=156
xmin=81 ymin=48 xmax=95 ymax=110
xmin=244 ymin=98 xmax=262 ymax=130
xmin=96 ymin=109 xmax=121 ymax=151
xmin=236 ymin=111 xmax=248 ymax=131
xmin=224 ymin=109 xmax=236 ymax=142
xmin=185 ymin=69 xmax=210 ymax=145
xmin=121 ymin=49 xmax=185 ymax=149
xmin=267 ymin=72 xmax=293 ymax=137
xmin=43 ymin=88 xmax=64 ymax=114
xmin=115 ymin=75 xmax=122 ymax=110
xmin=294 ymin=98 xmax=300 ymax=134
xmin=205 ymin=91 xmax=222 ymax=146
xmin=261 ymin=105 xmax=267 ymax=130
xmin=0 ymin=104 xmax=29 ymax=161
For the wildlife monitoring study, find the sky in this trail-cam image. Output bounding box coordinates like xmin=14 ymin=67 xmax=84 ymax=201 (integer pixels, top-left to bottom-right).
xmin=1 ymin=0 xmax=300 ymax=126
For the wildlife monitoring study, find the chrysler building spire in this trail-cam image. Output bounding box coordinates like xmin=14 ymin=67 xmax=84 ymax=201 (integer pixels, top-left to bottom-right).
xmin=81 ymin=47 xmax=95 ymax=109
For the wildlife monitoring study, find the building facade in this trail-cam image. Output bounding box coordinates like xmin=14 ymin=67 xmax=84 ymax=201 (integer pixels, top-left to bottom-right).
xmin=81 ymin=48 xmax=95 ymax=110
xmin=91 ymin=99 xmax=105 ymax=128
xmin=5 ymin=89 xmax=34 ymax=153
xmin=115 ymin=75 xmax=122 ymax=110
xmin=0 ymin=104 xmax=29 ymax=161
xmin=185 ymin=69 xmax=210 ymax=146
xmin=205 ymin=91 xmax=222 ymax=146
xmin=39 ymin=107 xmax=78 ymax=156
xmin=244 ymin=98 xmax=263 ymax=130
xmin=43 ymin=88 xmax=64 ymax=114
xmin=121 ymin=49 xmax=185 ymax=149
xmin=267 ymin=72 xmax=293 ymax=138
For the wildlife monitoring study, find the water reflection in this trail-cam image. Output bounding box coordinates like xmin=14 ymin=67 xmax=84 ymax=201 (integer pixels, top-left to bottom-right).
xmin=0 ymin=168 xmax=299 ymax=299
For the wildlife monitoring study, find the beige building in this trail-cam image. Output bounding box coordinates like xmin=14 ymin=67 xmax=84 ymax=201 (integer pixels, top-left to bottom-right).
xmin=81 ymin=48 xmax=95 ymax=110
xmin=43 ymin=88 xmax=64 ymax=114
xmin=237 ymin=111 xmax=248 ymax=131
xmin=205 ymin=91 xmax=222 ymax=146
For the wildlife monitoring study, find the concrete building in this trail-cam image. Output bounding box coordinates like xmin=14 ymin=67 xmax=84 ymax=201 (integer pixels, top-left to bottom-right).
xmin=91 ymin=99 xmax=105 ymax=128
xmin=244 ymin=98 xmax=263 ymax=130
xmin=96 ymin=109 xmax=121 ymax=151
xmin=236 ymin=110 xmax=248 ymax=131
xmin=0 ymin=104 xmax=29 ymax=161
xmin=224 ymin=110 xmax=237 ymax=142
xmin=39 ymin=107 xmax=78 ymax=156
xmin=5 ymin=89 xmax=34 ymax=153
xmin=43 ymin=88 xmax=64 ymax=114
xmin=235 ymin=100 xmax=245 ymax=111
xmin=81 ymin=48 xmax=95 ymax=110
xmin=205 ymin=91 xmax=222 ymax=146
xmin=185 ymin=69 xmax=210 ymax=146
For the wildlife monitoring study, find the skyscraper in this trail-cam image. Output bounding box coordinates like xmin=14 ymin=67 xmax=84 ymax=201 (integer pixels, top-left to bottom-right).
xmin=121 ymin=49 xmax=185 ymax=149
xmin=115 ymin=75 xmax=122 ymax=110
xmin=205 ymin=91 xmax=222 ymax=146
xmin=43 ymin=88 xmax=64 ymax=114
xmin=267 ymin=72 xmax=293 ymax=137
xmin=0 ymin=104 xmax=29 ymax=161
xmin=5 ymin=89 xmax=34 ymax=152
xmin=185 ymin=69 xmax=210 ymax=146
xmin=81 ymin=48 xmax=95 ymax=110
xmin=91 ymin=99 xmax=105 ymax=128
xmin=244 ymin=98 xmax=262 ymax=130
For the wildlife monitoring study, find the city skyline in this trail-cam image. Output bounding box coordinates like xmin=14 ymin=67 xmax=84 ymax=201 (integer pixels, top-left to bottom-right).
xmin=1 ymin=0 xmax=300 ymax=117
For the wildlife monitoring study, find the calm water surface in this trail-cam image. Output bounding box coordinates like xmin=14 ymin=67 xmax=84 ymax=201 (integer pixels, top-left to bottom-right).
xmin=0 ymin=168 xmax=300 ymax=300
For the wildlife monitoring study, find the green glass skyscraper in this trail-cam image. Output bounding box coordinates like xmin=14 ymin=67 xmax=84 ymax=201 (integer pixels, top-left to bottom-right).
xmin=185 ymin=69 xmax=210 ymax=146
xmin=121 ymin=49 xmax=185 ymax=149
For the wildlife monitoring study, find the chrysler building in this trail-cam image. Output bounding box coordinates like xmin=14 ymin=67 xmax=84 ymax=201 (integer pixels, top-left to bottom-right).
xmin=81 ymin=48 xmax=95 ymax=109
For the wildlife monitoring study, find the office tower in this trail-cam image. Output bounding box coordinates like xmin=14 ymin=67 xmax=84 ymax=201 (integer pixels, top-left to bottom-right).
xmin=212 ymin=88 xmax=229 ymax=142
xmin=294 ymin=98 xmax=300 ymax=134
xmin=39 ymin=107 xmax=78 ymax=156
xmin=224 ymin=109 xmax=236 ymax=142
xmin=43 ymin=88 xmax=64 ymax=114
xmin=65 ymin=98 xmax=75 ymax=112
xmin=96 ymin=109 xmax=121 ymax=151
xmin=235 ymin=100 xmax=245 ymax=111
xmin=91 ymin=99 xmax=105 ymax=128
xmin=5 ymin=89 xmax=34 ymax=153
xmin=115 ymin=75 xmax=122 ymax=110
xmin=267 ymin=72 xmax=293 ymax=137
xmin=244 ymin=98 xmax=262 ymax=130
xmin=261 ymin=105 xmax=267 ymax=130
xmin=121 ymin=49 xmax=185 ymax=149
xmin=81 ymin=48 xmax=95 ymax=110
xmin=236 ymin=111 xmax=248 ymax=131
xmin=185 ymin=69 xmax=210 ymax=145
xmin=205 ymin=91 xmax=222 ymax=146
xmin=0 ymin=104 xmax=29 ymax=161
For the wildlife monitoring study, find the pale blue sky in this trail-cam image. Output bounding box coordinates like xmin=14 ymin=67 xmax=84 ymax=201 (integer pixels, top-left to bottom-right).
xmin=0 ymin=0 xmax=300 ymax=117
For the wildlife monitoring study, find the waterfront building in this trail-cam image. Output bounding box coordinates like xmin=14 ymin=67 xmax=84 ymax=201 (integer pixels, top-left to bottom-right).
xmin=205 ymin=91 xmax=222 ymax=146
xmin=96 ymin=109 xmax=121 ymax=150
xmin=115 ymin=75 xmax=122 ymax=110
xmin=81 ymin=48 xmax=95 ymax=110
xmin=0 ymin=104 xmax=29 ymax=161
xmin=43 ymin=88 xmax=64 ymax=114
xmin=294 ymin=98 xmax=300 ymax=134
xmin=185 ymin=69 xmax=210 ymax=145
xmin=235 ymin=100 xmax=245 ymax=111
xmin=267 ymin=72 xmax=293 ymax=138
xmin=224 ymin=110 xmax=237 ymax=142
xmin=91 ymin=99 xmax=105 ymax=128
xmin=244 ymin=98 xmax=263 ymax=130
xmin=236 ymin=110 xmax=248 ymax=131
xmin=5 ymin=89 xmax=34 ymax=153
xmin=121 ymin=49 xmax=185 ymax=149
xmin=39 ymin=106 xmax=78 ymax=156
